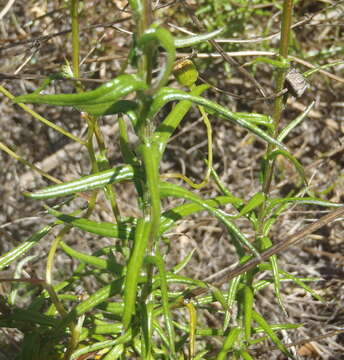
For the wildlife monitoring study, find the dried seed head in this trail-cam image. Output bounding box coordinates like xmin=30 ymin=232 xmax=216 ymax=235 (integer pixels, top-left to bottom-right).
xmin=173 ymin=59 xmax=199 ymax=88
xmin=285 ymin=68 xmax=308 ymax=98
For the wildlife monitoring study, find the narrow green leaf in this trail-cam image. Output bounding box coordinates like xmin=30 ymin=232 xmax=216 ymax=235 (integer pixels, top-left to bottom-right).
xmin=209 ymin=284 xmax=228 ymax=310
xmin=47 ymin=207 xmax=135 ymax=239
xmin=59 ymin=241 xmax=115 ymax=271
xmin=243 ymin=285 xmax=254 ymax=342
xmin=154 ymin=84 xmax=209 ymax=155
xmin=253 ymin=323 xmax=302 ymax=334
xmin=141 ymin=301 xmax=154 ymax=358
xmin=151 ymin=320 xmax=170 ymax=350
xmin=260 ymin=263 xmax=324 ymax=302
xmin=0 ymin=224 xmax=54 ymax=270
xmin=260 ymin=237 xmax=287 ymax=316
xmin=232 ymin=192 xmax=265 ymax=219
xmin=145 ymin=254 xmax=176 ymax=355
xmin=164 ymin=273 xmax=207 ymax=289
xmin=70 ymin=330 xmax=131 ymax=360
xmin=139 ymin=25 xmax=175 ymax=92
xmin=267 ymin=148 xmax=307 ymax=185
xmin=122 ymin=218 xmax=152 ymax=329
xmin=102 ymin=344 xmax=124 ymax=360
xmin=160 ymin=195 xmax=242 ymax=233
xmin=278 ymin=101 xmax=315 ymax=142
xmin=193 ymin=350 xmax=209 ymax=360
xmin=172 ymin=249 xmax=196 ymax=274
xmin=81 ymin=322 xmax=122 ymax=336
xmin=77 ymin=99 xmax=138 ymax=116
xmin=265 ymin=196 xmax=343 ymax=219
xmin=303 ymin=60 xmax=344 ymax=78
xmin=224 ymin=275 xmax=242 ymax=330
xmin=150 ymin=88 xmax=289 ymax=151
xmin=24 ymin=165 xmax=135 ymax=199
xmin=239 ymin=350 xmax=254 ymax=360
xmin=140 ymin=139 xmax=161 ymax=247
xmin=118 ymin=117 xmax=137 ymax=165
xmin=160 ymin=181 xmax=260 ymax=258
xmin=174 ymin=28 xmax=224 ymax=48
xmin=15 ymin=74 xmax=147 ymax=106
xmin=96 ymin=302 xmax=124 ymax=316
xmin=46 ymin=195 xmax=240 ymax=241
xmin=55 ymin=278 xmax=123 ymax=332
xmin=235 ymin=112 xmax=274 ymax=129
xmin=216 ymin=327 xmax=241 ymax=360
xmin=252 ymin=310 xmax=292 ymax=358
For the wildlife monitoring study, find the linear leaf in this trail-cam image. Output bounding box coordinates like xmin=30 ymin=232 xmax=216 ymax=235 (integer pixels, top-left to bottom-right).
xmin=231 ymin=192 xmax=265 ymax=219
xmin=122 ymin=218 xmax=152 ymax=329
xmin=267 ymin=148 xmax=307 ymax=185
xmin=45 ymin=195 xmax=240 ymax=240
xmin=174 ymin=28 xmax=224 ymax=48
xmin=24 ymin=165 xmax=135 ymax=199
xmin=154 ymin=84 xmax=209 ymax=155
xmin=145 ymin=254 xmax=176 ymax=356
xmin=216 ymin=327 xmax=241 ymax=360
xmin=160 ymin=181 xmax=260 ymax=258
xmin=55 ymin=278 xmax=124 ymax=332
xmin=150 ymin=88 xmax=288 ymax=151
xmin=15 ymin=74 xmax=147 ymax=106
xmin=77 ymin=99 xmax=138 ymax=116
xmin=139 ymin=25 xmax=175 ymax=92
xmin=265 ymin=196 xmax=343 ymax=219
xmin=0 ymin=224 xmax=54 ymax=270
xmin=252 ymin=310 xmax=292 ymax=358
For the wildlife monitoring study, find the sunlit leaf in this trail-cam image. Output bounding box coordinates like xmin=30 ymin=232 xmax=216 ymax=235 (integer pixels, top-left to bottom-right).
xmin=15 ymin=74 xmax=147 ymax=106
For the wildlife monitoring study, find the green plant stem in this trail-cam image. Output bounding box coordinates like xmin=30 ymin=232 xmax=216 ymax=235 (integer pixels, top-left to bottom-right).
xmin=140 ymin=0 xmax=153 ymax=84
xmin=141 ymin=140 xmax=161 ymax=250
xmin=91 ymin=114 xmax=122 ymax=222
xmin=129 ymin=0 xmax=153 ymax=82
xmin=84 ymin=116 xmax=98 ymax=172
xmin=70 ymin=0 xmax=80 ymax=80
xmin=45 ymin=224 xmax=77 ymax=359
xmin=46 ymin=226 xmax=72 ymax=286
xmin=258 ymin=0 xmax=294 ymax=233
xmin=279 ymin=0 xmax=294 ymax=59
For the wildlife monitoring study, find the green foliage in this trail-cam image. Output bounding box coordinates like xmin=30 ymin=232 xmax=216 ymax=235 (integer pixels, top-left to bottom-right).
xmin=0 ymin=1 xmax=342 ymax=359
xmin=196 ymin=0 xmax=271 ymax=39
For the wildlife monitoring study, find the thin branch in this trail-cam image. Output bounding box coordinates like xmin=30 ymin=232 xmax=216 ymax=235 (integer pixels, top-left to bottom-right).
xmin=180 ymin=0 xmax=267 ymax=97
xmin=184 ymin=206 xmax=344 ymax=298
xmin=0 ymin=18 xmax=131 ymax=52
xmin=267 ymin=328 xmax=344 ymax=351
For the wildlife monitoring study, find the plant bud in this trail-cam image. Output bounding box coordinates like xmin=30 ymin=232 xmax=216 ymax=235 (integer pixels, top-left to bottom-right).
xmin=173 ymin=59 xmax=199 ymax=88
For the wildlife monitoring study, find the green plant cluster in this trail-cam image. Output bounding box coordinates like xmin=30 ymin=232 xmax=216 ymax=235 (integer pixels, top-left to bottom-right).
xmin=0 ymin=1 xmax=342 ymax=359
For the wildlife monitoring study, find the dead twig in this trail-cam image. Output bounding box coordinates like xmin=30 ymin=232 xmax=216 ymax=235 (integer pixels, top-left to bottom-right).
xmin=185 ymin=206 xmax=344 ymax=298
